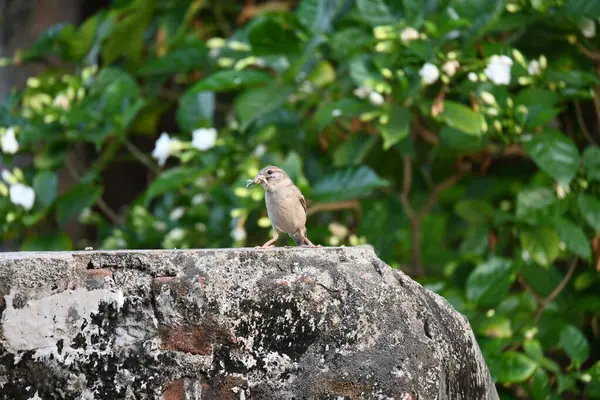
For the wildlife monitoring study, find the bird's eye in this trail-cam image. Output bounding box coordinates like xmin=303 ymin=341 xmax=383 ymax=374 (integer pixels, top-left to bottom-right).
xmin=267 ymin=170 xmax=273 ymax=175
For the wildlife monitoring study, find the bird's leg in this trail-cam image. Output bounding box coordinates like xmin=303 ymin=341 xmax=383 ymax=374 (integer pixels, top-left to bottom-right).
xmin=300 ymin=234 xmax=321 ymax=248
xmin=257 ymin=230 xmax=279 ymax=248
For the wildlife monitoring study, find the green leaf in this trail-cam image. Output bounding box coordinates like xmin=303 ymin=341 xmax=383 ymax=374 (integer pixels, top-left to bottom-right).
xmin=189 ymin=70 xmax=273 ymax=92
xmin=21 ymin=233 xmax=73 ymax=251
xmin=144 ymin=167 xmax=204 ymax=205
xmin=520 ymin=226 xmax=560 ymax=268
xmin=454 ymin=199 xmax=494 ymax=223
xmin=452 ymin=0 xmax=505 ymax=43
xmin=552 ymin=217 xmax=592 ymax=260
xmin=356 ymin=0 xmax=404 ymax=26
xmin=466 ymin=257 xmax=517 ymax=306
xmin=33 ymin=171 xmax=58 ymax=207
xmin=380 ymin=106 xmax=410 ymax=150
xmin=330 ymin=28 xmax=373 ymax=59
xmin=516 ymin=188 xmax=557 ymax=219
xmin=333 ymin=134 xmax=377 ymax=166
xmin=55 ymin=183 xmax=103 ymax=226
xmin=522 ymin=131 xmax=579 ymax=187
xmin=102 ymin=6 xmax=153 ymax=66
xmin=248 ymin=16 xmax=301 ymax=55
xmin=315 ymin=99 xmax=374 ymax=131
xmin=565 ymin=0 xmax=600 ymax=17
xmin=559 ymin=324 xmax=590 ymax=367
xmin=515 ymin=88 xmax=561 ymax=129
xmin=235 ymin=85 xmax=293 ymax=131
xmin=439 ymin=127 xmax=488 ymax=152
xmin=439 ymin=101 xmax=483 ymax=136
xmin=69 ymin=14 xmax=99 ymax=60
xmin=138 ymin=44 xmax=208 ymax=76
xmin=583 ymin=146 xmax=600 ymax=182
xmin=578 ymin=193 xmax=600 ymax=233
xmin=297 ymin=0 xmax=342 ymax=33
xmin=177 ymin=90 xmax=215 ymax=132
xmin=495 ymin=352 xmax=538 ymax=384
xmin=524 ymin=339 xmax=561 ymax=373
xmin=311 ymin=166 xmax=388 ymax=203
xmin=531 ymin=369 xmax=551 ymax=400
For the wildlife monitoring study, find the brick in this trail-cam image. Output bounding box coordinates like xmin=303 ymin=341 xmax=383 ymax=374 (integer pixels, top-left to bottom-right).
xmin=159 ymin=320 xmax=228 ymax=355
xmin=85 ymin=269 xmax=113 ymax=278
xmin=163 ymin=379 xmax=184 ymax=400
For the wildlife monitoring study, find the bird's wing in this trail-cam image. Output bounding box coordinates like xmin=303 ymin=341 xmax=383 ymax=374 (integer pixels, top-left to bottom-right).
xmin=297 ymin=187 xmax=307 ymax=213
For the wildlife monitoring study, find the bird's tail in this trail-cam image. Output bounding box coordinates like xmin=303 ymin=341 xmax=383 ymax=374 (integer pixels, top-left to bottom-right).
xmin=292 ymin=228 xmax=308 ymax=246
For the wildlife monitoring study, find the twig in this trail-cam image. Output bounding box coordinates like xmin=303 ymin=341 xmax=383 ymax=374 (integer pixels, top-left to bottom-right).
xmin=306 ymin=200 xmax=360 ymax=216
xmin=400 ymin=156 xmax=415 ymax=219
xmin=574 ymin=100 xmax=598 ymax=146
xmin=576 ymin=42 xmax=600 ymax=61
xmin=122 ymin=138 xmax=160 ymax=174
xmin=64 ymin=157 xmax=121 ymax=225
xmin=399 ymin=155 xmax=464 ymax=273
xmin=417 ymin=173 xmax=464 ymax=220
xmin=534 ymin=259 xmax=578 ymax=322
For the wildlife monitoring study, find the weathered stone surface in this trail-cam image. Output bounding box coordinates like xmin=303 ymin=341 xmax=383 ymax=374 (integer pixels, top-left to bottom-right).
xmin=0 ymin=248 xmax=499 ymax=400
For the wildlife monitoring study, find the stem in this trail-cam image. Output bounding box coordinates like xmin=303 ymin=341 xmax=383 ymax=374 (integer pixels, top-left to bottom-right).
xmin=534 ymin=260 xmax=578 ymax=322
xmin=574 ymin=100 xmax=598 ymax=146
xmin=122 ymin=138 xmax=160 ymax=174
xmin=64 ymin=156 xmax=121 ymax=225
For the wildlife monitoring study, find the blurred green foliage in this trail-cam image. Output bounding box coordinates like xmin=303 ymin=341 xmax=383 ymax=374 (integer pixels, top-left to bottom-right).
xmin=1 ymin=0 xmax=600 ymax=397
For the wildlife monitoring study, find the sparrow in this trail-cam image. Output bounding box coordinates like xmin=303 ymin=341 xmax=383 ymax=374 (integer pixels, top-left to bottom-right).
xmin=246 ymin=166 xmax=319 ymax=248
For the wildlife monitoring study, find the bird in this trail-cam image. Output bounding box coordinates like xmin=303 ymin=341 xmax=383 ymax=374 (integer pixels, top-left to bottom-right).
xmin=246 ymin=166 xmax=319 ymax=248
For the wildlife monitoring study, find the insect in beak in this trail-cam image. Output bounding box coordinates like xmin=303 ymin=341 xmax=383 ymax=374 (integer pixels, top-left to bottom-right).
xmin=246 ymin=174 xmax=266 ymax=188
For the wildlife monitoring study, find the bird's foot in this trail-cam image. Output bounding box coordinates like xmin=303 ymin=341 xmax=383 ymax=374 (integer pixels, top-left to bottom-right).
xmin=257 ymin=244 xmax=275 ymax=249
xmin=300 ymin=243 xmax=322 ymax=248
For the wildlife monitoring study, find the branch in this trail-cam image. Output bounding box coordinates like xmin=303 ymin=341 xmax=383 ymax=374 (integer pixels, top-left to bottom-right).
xmin=399 ymin=155 xmax=464 ymax=273
xmin=400 ymin=156 xmax=416 ymax=219
xmin=576 ymin=42 xmax=600 ymax=61
xmin=306 ymin=200 xmax=360 ymax=217
xmin=574 ymin=100 xmax=599 ymax=146
xmin=534 ymin=260 xmax=578 ymax=322
xmin=64 ymin=157 xmax=121 ymax=225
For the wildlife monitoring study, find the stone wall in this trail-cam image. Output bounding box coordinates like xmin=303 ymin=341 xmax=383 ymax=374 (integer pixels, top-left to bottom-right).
xmin=0 ymin=248 xmax=499 ymax=400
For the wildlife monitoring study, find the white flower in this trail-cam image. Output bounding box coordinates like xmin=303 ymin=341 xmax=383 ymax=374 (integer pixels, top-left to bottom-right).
xmin=191 ymin=128 xmax=217 ymax=151
xmin=353 ymin=86 xmax=370 ymax=99
xmin=9 ymin=183 xmax=35 ymax=211
xmin=53 ymin=94 xmax=70 ymax=110
xmin=441 ymin=60 xmax=460 ymax=77
xmin=368 ymin=91 xmax=385 ymax=106
xmin=1 ymin=170 xmax=13 ymax=183
xmin=151 ymin=133 xmax=178 ymax=167
xmin=446 ymin=30 xmax=461 ymax=40
xmin=167 ymin=228 xmax=185 ymax=241
xmin=169 ymin=207 xmax=185 ymax=221
xmin=1 ymin=127 xmax=19 ymax=154
xmin=468 ymin=72 xmax=478 ymax=82
xmin=480 ymin=91 xmax=496 ymax=105
xmin=192 ymin=194 xmax=206 ymax=205
xmin=447 ymin=7 xmax=460 ymax=20
xmin=528 ymin=60 xmax=541 ymax=76
xmin=580 ymin=18 xmax=596 ymax=38
xmin=484 ymin=55 xmax=513 ymax=85
xmin=254 ymin=144 xmax=266 ymax=158
xmin=231 ymin=226 xmax=247 ymax=242
xmin=332 ymin=109 xmax=342 ymax=117
xmin=419 ymin=63 xmax=440 ymax=85
xmin=400 ymin=27 xmax=420 ymax=43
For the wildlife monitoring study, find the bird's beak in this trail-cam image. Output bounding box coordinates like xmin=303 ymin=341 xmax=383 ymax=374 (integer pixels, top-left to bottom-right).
xmin=246 ymin=174 xmax=266 ymax=188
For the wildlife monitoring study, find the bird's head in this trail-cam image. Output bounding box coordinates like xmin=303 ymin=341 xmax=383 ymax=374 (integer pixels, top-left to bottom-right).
xmin=246 ymin=166 xmax=291 ymax=191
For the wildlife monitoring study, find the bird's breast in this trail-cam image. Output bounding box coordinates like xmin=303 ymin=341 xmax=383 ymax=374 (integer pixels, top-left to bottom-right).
xmin=265 ymin=190 xmax=306 ymax=233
